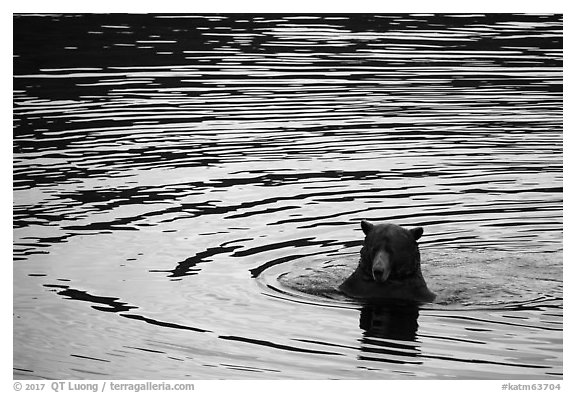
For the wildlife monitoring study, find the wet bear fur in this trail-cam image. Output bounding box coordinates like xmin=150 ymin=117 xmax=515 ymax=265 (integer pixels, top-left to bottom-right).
xmin=339 ymin=220 xmax=436 ymax=303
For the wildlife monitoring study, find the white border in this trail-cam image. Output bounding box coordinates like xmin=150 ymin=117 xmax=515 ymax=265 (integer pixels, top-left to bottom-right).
xmin=7 ymin=3 xmax=569 ymax=391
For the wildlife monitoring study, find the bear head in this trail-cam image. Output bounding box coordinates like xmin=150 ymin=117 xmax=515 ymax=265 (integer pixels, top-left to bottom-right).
xmin=358 ymin=220 xmax=424 ymax=283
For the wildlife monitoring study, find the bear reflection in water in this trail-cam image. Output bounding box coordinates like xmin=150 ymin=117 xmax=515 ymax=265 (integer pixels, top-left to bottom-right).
xmin=360 ymin=302 xmax=420 ymax=341
xmin=339 ymin=220 xmax=436 ymax=303
xmin=358 ymin=302 xmax=422 ymax=362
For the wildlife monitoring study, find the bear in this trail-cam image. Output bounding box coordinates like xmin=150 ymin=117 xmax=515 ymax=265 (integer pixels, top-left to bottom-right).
xmin=339 ymin=220 xmax=436 ymax=303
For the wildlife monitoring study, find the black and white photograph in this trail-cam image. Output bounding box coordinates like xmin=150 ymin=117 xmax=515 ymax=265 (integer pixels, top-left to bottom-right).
xmin=13 ymin=8 xmax=563 ymax=384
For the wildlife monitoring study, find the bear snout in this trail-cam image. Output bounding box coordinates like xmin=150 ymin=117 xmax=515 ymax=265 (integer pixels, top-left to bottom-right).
xmin=372 ymin=249 xmax=391 ymax=283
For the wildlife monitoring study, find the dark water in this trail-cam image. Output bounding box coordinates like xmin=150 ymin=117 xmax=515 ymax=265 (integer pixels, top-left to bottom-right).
xmin=13 ymin=14 xmax=562 ymax=379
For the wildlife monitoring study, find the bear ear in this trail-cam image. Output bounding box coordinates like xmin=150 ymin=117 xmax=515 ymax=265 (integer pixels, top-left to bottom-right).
xmin=361 ymin=220 xmax=374 ymax=235
xmin=410 ymin=227 xmax=424 ymax=240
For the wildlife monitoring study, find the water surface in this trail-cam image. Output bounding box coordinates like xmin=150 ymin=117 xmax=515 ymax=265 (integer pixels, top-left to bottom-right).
xmin=13 ymin=13 xmax=562 ymax=379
